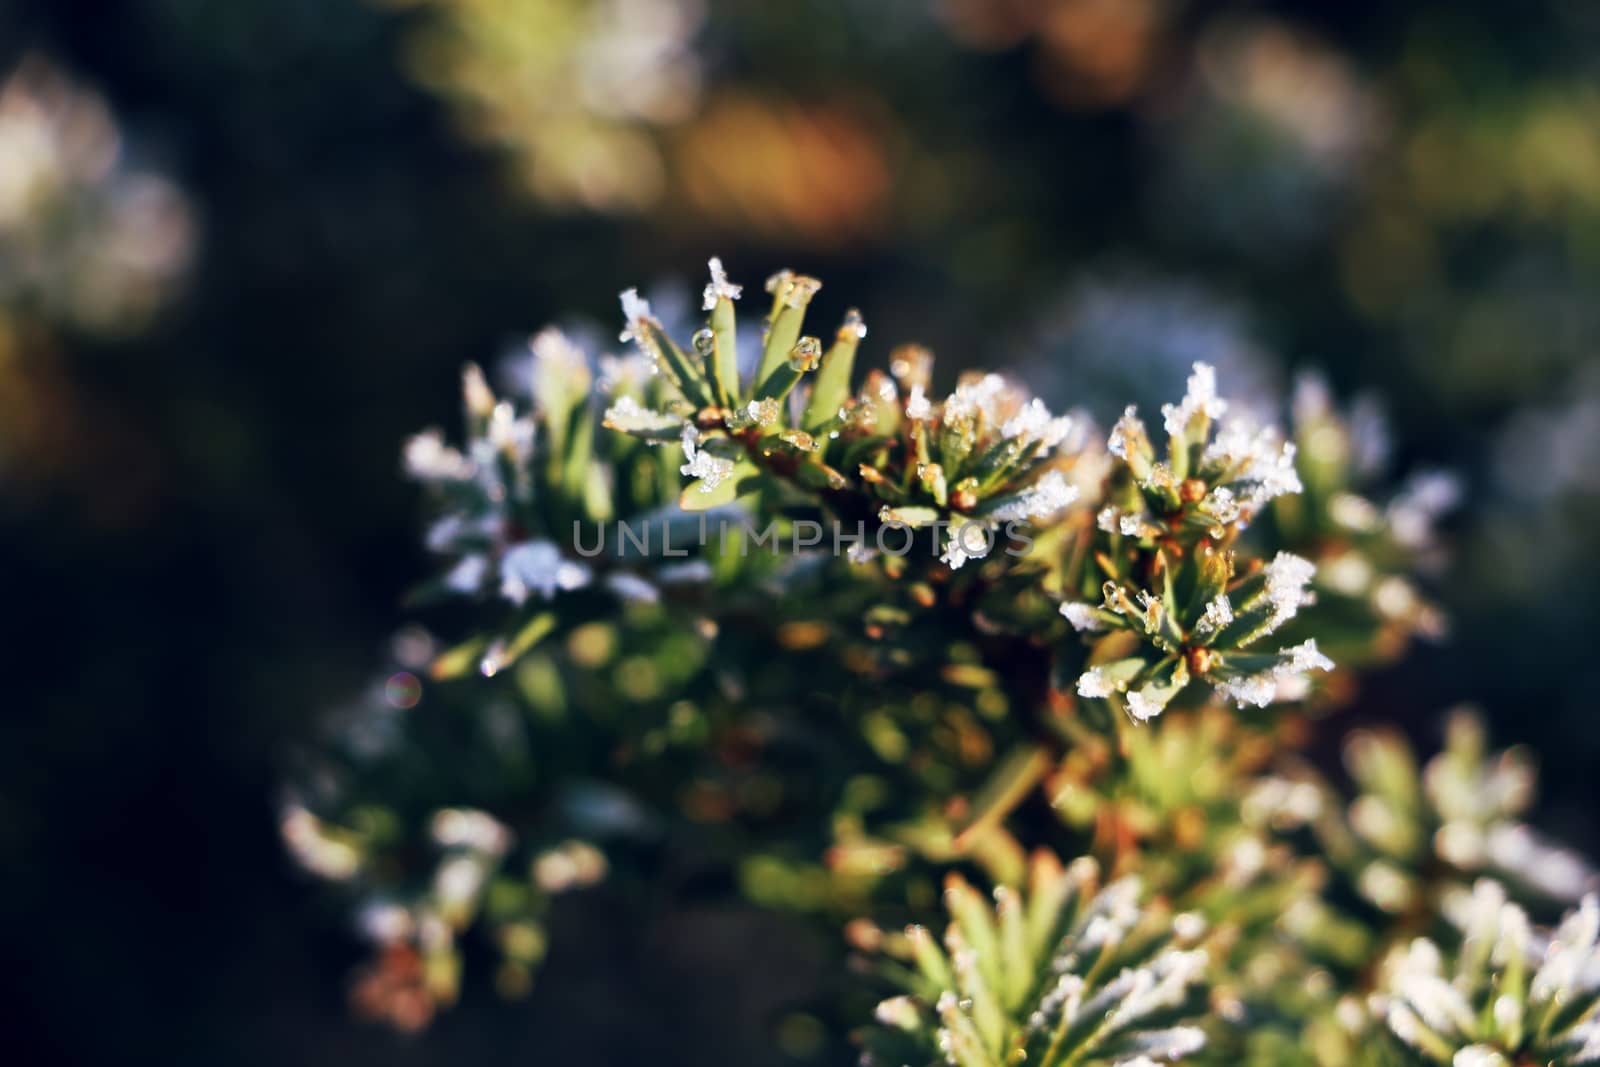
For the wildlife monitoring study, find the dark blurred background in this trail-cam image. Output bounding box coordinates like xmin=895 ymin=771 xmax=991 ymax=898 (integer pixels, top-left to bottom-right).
xmin=3 ymin=0 xmax=1599 ymax=1063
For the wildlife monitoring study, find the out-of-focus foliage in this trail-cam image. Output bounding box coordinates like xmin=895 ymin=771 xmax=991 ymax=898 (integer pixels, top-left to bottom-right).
xmin=1372 ymin=881 xmax=1600 ymax=1066
xmin=378 ymin=0 xmax=705 ymax=213
xmin=860 ymin=854 xmax=1212 ymax=1067
xmin=0 ymin=54 xmax=194 ymax=521
xmin=375 ymin=0 xmax=896 ymax=244
xmin=0 ymin=56 xmax=193 ymax=333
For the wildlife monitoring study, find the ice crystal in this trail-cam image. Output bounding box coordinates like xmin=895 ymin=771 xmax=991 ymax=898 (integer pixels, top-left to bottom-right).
xmin=942 ymin=373 xmax=1009 ymax=423
xmin=1126 ymin=687 xmax=1166 ymax=721
xmin=1061 ymin=602 xmax=1105 ymax=632
xmin=602 ymin=395 xmax=683 ymax=435
xmin=765 ymin=270 xmax=821 ymax=308
xmin=724 ymin=397 xmax=781 ymax=431
xmin=988 ymin=471 xmax=1079 ymax=523
xmin=1161 ymin=361 xmax=1228 ymax=437
xmin=939 ymin=524 xmax=993 ymax=569
xmin=1108 ymin=406 xmax=1147 ymax=459
xmin=618 ymin=287 xmax=653 ymax=343
xmin=1077 ymin=667 xmax=1115 ymax=699
xmin=1214 ymin=638 xmax=1332 ymax=707
xmin=701 ymin=256 xmax=742 ymax=310
xmin=1262 ymin=551 xmax=1318 ymax=633
xmin=1205 ymin=417 xmax=1303 ymax=503
xmin=1002 ymin=397 xmax=1076 ymax=449
xmin=1195 ymin=593 xmax=1234 ymax=636
xmin=678 ymin=424 xmax=734 ymax=491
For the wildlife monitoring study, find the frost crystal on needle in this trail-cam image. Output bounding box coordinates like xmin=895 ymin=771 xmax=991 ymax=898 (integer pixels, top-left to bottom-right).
xmin=1002 ymin=397 xmax=1076 ymax=449
xmin=1263 ymin=551 xmax=1318 ymax=632
xmin=1205 ymin=418 xmax=1303 ymax=503
xmin=1162 ymin=361 xmax=1229 ymax=437
xmin=1195 ymin=593 xmax=1234 ymax=636
xmin=1108 ymin=406 xmax=1147 ymax=459
xmin=1061 ymin=602 xmax=1104 ymax=632
xmin=988 ymin=471 xmax=1078 ymax=523
xmin=1077 ymin=667 xmax=1115 ymax=699
xmin=1215 ymin=639 xmax=1333 ymax=707
xmin=603 ymin=395 xmax=682 ymax=436
xmin=679 ymin=424 xmax=734 ymax=492
xmin=618 ymin=287 xmax=653 ymax=344
xmin=701 ymin=256 xmax=742 ymax=310
xmin=1126 ymin=687 xmax=1166 ymax=721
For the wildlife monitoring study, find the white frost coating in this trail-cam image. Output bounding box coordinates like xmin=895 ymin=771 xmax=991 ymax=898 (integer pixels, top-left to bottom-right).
xmin=499 ymin=540 xmax=592 ymax=604
xmin=1125 ymin=687 xmax=1166 ymax=722
xmin=1061 ymin=602 xmax=1104 ymax=632
xmin=679 ymin=423 xmax=735 ymax=491
xmin=1077 ymin=667 xmax=1115 ymax=699
xmin=1108 ymin=406 xmax=1145 ymax=459
xmin=1204 ymin=416 xmax=1304 ymax=504
xmin=618 ymin=287 xmax=653 ymax=343
xmin=1003 ymin=397 xmax=1076 ymax=449
xmin=1206 ymin=486 xmax=1241 ymax=524
xmin=1262 ymin=551 xmax=1318 ymax=632
xmin=904 ymin=383 xmax=933 ymax=420
xmin=701 ymin=256 xmax=743 ymax=310
xmin=1215 ymin=672 xmax=1277 ymax=708
xmin=603 ymin=395 xmax=684 ymax=435
xmin=1214 ymin=639 xmax=1332 ymax=708
xmin=1161 ymin=361 xmax=1228 ymax=437
xmin=988 ymin=470 xmax=1079 ymax=522
xmin=942 ymin=373 xmax=1008 ymax=422
xmin=1453 ymin=1048 xmax=1507 ymax=1067
xmin=939 ymin=523 xmax=992 ymax=569
xmin=1195 ymin=594 xmax=1234 ymax=636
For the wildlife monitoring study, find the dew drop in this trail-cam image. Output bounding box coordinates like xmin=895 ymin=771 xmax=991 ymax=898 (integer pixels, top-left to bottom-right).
xmin=788 ymin=336 xmax=823 ymax=372
xmin=692 ymin=327 xmax=715 ymax=357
